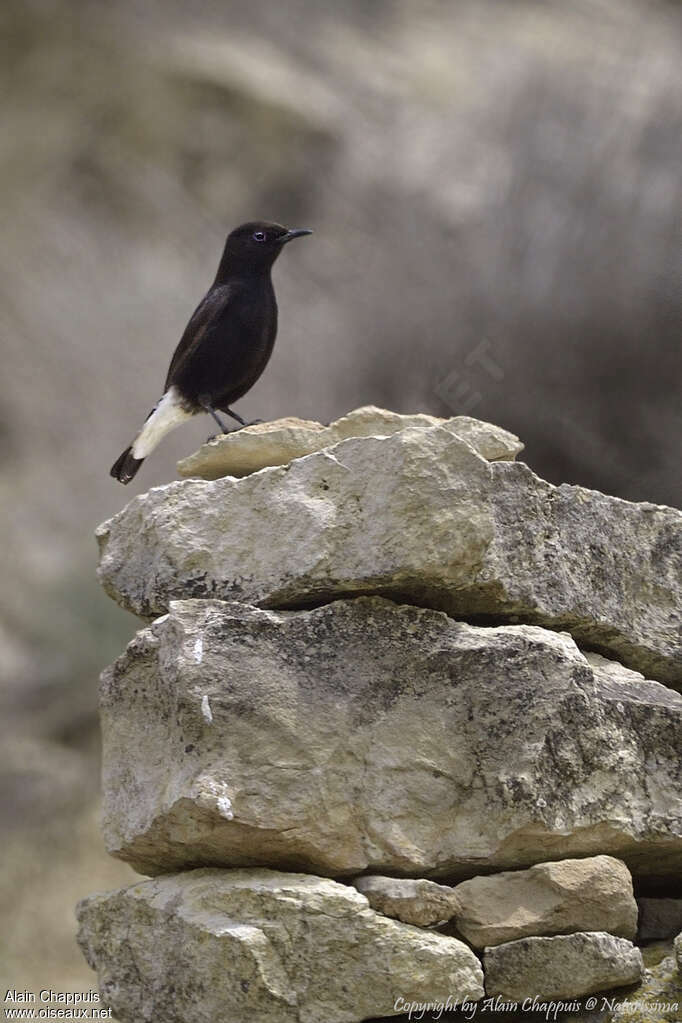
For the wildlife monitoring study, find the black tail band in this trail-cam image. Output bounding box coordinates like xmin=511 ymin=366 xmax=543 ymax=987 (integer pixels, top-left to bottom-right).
xmin=110 ymin=446 xmax=144 ymax=485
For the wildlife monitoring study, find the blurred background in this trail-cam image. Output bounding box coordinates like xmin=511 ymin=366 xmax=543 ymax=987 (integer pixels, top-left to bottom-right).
xmin=1 ymin=0 xmax=680 ymax=998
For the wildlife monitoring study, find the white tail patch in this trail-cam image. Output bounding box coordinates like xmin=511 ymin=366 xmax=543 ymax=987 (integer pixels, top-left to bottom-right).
xmin=132 ymin=386 xmax=194 ymax=459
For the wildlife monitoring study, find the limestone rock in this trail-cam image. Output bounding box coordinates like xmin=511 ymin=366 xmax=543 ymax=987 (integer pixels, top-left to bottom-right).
xmin=176 ymin=405 xmax=524 ymax=479
xmin=563 ymin=942 xmax=682 ymax=1023
xmin=637 ymin=898 xmax=682 ymax=942
xmin=606 ymin=942 xmax=681 ymax=1023
xmin=99 ymin=597 xmax=682 ymax=880
xmin=483 ymin=931 xmax=643 ymax=1001
xmin=453 ymin=855 xmax=637 ymax=948
xmin=76 ymin=868 xmax=484 ymax=1023
xmin=351 ymin=875 xmax=460 ymax=927
xmin=675 ymin=931 xmax=681 ymax=973
xmin=370 ymin=942 xmax=682 ymax=1021
xmin=96 ymin=424 xmax=682 ymax=685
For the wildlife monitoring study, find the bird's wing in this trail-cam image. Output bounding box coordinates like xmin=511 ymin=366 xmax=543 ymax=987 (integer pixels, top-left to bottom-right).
xmin=164 ymin=284 xmax=235 ymax=390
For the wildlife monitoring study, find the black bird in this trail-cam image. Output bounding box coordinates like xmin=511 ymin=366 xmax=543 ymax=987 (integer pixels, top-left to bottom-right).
xmin=110 ymin=220 xmax=312 ymax=484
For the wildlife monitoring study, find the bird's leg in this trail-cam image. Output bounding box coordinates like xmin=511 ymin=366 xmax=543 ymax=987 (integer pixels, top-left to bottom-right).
xmin=222 ymin=408 xmax=265 ymax=428
xmin=211 ymin=404 xmax=263 ymax=433
xmin=222 ymin=406 xmax=247 ymax=427
xmin=199 ymin=398 xmax=232 ymax=435
xmin=219 ymin=406 xmax=265 ymax=429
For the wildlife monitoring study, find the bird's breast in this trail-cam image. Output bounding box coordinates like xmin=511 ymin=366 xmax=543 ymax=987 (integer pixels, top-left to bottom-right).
xmin=174 ymin=279 xmax=278 ymax=408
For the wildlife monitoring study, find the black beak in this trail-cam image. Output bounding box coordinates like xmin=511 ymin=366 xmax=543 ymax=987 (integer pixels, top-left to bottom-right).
xmin=278 ymin=228 xmax=313 ymax=244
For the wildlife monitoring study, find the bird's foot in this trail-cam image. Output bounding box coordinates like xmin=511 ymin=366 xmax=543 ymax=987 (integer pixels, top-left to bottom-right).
xmin=205 ymin=429 xmax=234 ymax=442
xmin=205 ymin=419 xmax=262 ymax=442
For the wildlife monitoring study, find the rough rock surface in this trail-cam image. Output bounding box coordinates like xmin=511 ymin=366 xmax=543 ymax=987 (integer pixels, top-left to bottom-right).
xmin=97 ymin=424 xmax=682 ymax=685
xmin=76 ymin=868 xmax=484 ymax=1023
xmin=176 ymin=406 xmax=523 ymax=479
xmin=350 ymin=875 xmax=460 ymax=927
xmin=607 ymin=941 xmax=682 ymax=1023
xmin=100 ymin=597 xmax=682 ymax=880
xmin=609 ymin=941 xmax=681 ymax=1023
xmin=453 ymin=855 xmax=637 ymax=948
xmin=483 ymin=931 xmax=643 ymax=1001
xmin=637 ymin=898 xmax=682 ymax=942
xmin=675 ymin=931 xmax=681 ymax=973
xmin=369 ymin=942 xmax=682 ymax=1022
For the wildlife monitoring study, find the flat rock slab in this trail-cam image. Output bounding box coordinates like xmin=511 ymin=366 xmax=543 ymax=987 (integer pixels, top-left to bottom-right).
xmin=483 ymin=931 xmax=643 ymax=1001
xmin=97 ymin=424 xmax=682 ymax=685
xmin=176 ymin=405 xmax=524 ymax=479
xmin=351 ymin=875 xmax=460 ymax=927
xmin=100 ymin=597 xmax=682 ymax=880
xmin=453 ymin=855 xmax=637 ymax=948
xmin=76 ymin=868 xmax=484 ymax=1023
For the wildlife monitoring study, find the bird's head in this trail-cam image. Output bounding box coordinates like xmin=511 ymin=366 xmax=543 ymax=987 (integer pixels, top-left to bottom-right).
xmin=223 ymin=221 xmax=313 ymax=270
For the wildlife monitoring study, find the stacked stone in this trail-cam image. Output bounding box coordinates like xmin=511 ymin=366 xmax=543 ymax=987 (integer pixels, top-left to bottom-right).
xmin=78 ymin=408 xmax=682 ymax=1022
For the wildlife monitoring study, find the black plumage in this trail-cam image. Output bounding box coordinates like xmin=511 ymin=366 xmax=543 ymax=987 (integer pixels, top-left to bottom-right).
xmin=111 ymin=220 xmax=312 ymax=484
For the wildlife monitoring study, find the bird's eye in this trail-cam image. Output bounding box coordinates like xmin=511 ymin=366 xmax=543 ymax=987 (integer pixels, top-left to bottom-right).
xmin=253 ymin=231 xmax=266 ymax=242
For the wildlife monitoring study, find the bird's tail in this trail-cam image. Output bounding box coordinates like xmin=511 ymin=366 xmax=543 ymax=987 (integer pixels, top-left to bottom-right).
xmin=110 ymin=446 xmax=145 ymax=485
xmin=110 ymin=387 xmax=194 ymax=485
